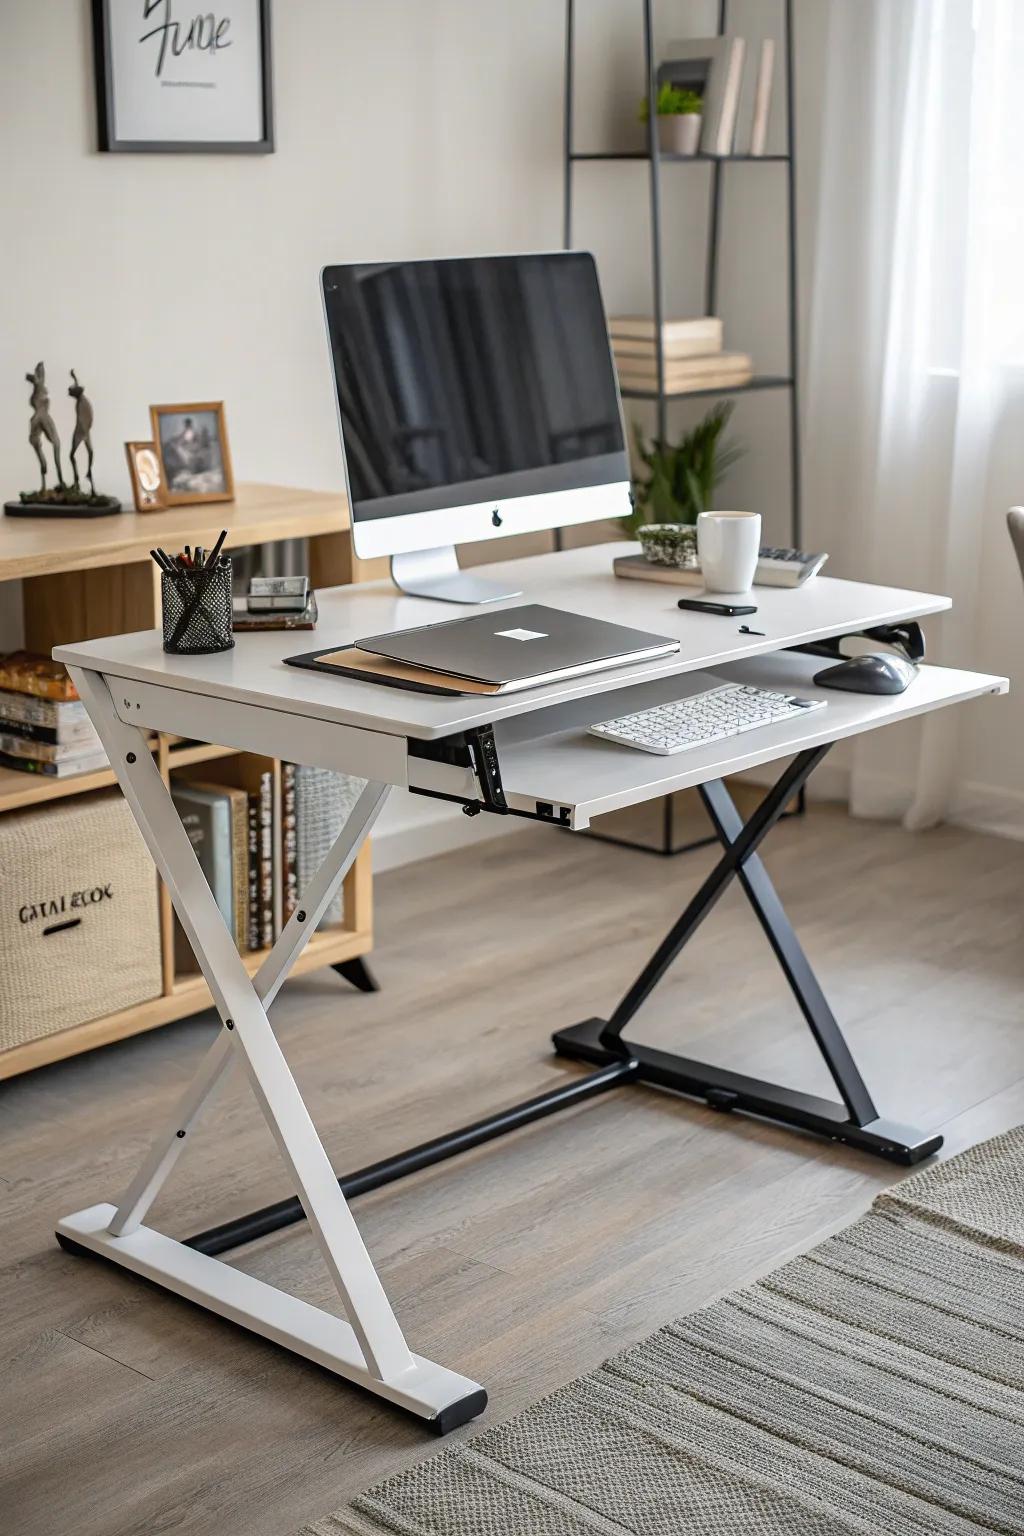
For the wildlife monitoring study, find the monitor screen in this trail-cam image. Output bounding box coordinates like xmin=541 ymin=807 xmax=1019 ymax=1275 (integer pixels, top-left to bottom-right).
xmin=321 ymin=254 xmax=627 ymax=530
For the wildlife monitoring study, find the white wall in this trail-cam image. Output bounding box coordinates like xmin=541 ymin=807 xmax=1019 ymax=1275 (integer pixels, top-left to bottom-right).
xmin=0 ymin=0 xmax=826 ymax=862
xmin=0 ymin=0 xmax=571 ymax=489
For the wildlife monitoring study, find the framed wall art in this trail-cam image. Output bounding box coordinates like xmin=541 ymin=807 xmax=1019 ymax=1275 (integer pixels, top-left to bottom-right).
xmin=92 ymin=0 xmax=273 ymax=154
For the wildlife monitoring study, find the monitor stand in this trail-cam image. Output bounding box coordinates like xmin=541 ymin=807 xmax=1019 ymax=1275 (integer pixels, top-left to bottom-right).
xmin=390 ymin=547 xmax=523 ymax=605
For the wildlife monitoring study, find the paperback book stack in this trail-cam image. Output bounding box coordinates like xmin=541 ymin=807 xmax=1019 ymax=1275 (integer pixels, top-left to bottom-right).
xmin=0 ymin=652 xmax=107 ymax=778
xmin=609 ymin=316 xmax=753 ymax=396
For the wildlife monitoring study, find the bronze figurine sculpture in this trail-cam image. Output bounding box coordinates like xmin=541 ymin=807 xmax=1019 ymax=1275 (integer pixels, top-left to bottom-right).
xmin=26 ymin=362 xmax=64 ymax=491
xmin=69 ymin=370 xmax=96 ymax=494
xmin=6 ymin=360 xmax=120 ymax=518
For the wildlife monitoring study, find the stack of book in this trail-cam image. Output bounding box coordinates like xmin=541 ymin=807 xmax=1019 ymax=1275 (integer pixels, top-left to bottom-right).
xmin=609 ymin=316 xmax=753 ymax=396
xmin=171 ymin=764 xmax=361 ymax=964
xmin=0 ymin=652 xmax=107 ymax=778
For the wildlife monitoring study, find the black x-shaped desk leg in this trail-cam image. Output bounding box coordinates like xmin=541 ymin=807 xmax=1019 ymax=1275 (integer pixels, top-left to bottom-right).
xmin=186 ymin=746 xmax=940 ymax=1269
xmin=553 ymin=744 xmax=943 ymax=1165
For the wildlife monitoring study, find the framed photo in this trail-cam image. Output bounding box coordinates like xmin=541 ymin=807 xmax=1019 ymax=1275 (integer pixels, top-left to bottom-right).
xmin=150 ymin=403 xmax=234 ymax=506
xmin=125 ymin=440 xmax=166 ymax=511
xmin=92 ymin=0 xmax=273 ymax=154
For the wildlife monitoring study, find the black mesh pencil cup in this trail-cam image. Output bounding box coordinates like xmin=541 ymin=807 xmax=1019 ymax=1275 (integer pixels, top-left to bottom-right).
xmin=161 ymin=558 xmax=234 ymax=654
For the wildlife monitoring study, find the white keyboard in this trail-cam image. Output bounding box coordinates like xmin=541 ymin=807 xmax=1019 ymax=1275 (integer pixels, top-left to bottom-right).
xmin=589 ymin=683 xmax=827 ymax=756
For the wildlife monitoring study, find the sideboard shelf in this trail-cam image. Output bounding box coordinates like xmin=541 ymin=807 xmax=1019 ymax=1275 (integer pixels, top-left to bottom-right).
xmin=0 ymin=481 xmax=376 ymax=1079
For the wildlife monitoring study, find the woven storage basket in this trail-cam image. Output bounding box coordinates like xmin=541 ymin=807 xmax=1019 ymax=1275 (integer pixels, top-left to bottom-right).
xmin=0 ymin=790 xmax=162 ymax=1050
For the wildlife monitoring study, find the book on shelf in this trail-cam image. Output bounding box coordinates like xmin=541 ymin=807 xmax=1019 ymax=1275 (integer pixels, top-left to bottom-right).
xmin=225 ymin=785 xmax=249 ymax=954
xmin=0 ymin=748 xmax=108 ymax=778
xmin=750 ymin=38 xmax=775 ymax=156
xmin=616 ymin=359 xmax=754 ymax=395
xmin=612 ymin=336 xmax=724 ymax=363
xmin=0 ymin=730 xmax=104 ymax=765
xmin=614 ymin=350 xmax=751 ymax=385
xmin=609 ymin=316 xmax=723 ymax=349
xmin=271 ymin=766 xmax=283 ymax=940
xmin=0 ymin=714 xmax=99 ymax=750
xmin=0 ymin=688 xmax=93 ymax=735
xmin=247 ymin=797 xmax=260 ymax=952
xmin=258 ymin=768 xmax=274 ymax=949
xmin=281 ymin=763 xmax=298 ymax=923
xmin=171 ymin=783 xmax=236 ymax=972
xmin=0 ymin=652 xmax=78 ymax=701
xmin=170 ymin=780 xmax=248 ymax=959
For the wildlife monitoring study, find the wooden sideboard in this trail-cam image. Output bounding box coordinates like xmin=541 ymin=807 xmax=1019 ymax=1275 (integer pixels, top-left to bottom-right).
xmin=0 ymin=483 xmax=380 ymax=1078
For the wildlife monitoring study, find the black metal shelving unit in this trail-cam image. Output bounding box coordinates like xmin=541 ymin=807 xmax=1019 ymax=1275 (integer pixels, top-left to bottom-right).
xmin=563 ymin=0 xmax=803 ymax=856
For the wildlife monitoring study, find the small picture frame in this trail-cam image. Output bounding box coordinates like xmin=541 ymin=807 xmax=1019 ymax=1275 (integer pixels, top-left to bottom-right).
xmin=150 ymin=402 xmax=234 ymax=507
xmin=125 ymin=440 xmax=166 ymax=511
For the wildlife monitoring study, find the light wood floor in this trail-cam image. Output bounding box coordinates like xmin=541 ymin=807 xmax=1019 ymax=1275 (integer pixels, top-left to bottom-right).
xmin=3 ymin=804 xmax=1024 ymax=1535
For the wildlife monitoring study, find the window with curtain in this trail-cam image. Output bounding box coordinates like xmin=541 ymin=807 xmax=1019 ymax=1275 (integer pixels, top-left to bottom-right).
xmin=805 ymin=0 xmax=1024 ymax=828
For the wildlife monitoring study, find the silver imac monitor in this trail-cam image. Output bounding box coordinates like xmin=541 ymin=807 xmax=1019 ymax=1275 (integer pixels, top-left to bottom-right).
xmin=321 ymin=252 xmax=631 ymax=604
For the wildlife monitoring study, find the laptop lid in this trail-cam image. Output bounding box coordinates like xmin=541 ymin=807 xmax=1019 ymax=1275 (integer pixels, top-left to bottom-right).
xmin=354 ymin=604 xmax=678 ymax=689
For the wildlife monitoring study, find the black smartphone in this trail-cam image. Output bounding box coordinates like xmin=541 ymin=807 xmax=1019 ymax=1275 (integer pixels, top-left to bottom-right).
xmin=677 ymin=597 xmax=758 ymax=617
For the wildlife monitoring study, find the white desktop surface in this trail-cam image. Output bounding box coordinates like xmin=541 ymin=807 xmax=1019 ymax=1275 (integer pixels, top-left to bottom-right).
xmin=55 ymin=543 xmax=955 ymax=741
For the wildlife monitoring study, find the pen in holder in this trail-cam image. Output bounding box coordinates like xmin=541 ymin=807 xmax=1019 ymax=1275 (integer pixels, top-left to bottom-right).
xmin=161 ymin=556 xmax=234 ymax=654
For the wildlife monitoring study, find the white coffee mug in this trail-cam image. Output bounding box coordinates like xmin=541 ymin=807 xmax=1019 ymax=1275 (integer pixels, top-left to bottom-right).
xmin=696 ymin=510 xmax=762 ymax=594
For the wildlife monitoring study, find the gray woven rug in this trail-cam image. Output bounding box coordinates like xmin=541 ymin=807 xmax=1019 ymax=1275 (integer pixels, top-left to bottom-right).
xmin=301 ymin=1127 xmax=1024 ymax=1535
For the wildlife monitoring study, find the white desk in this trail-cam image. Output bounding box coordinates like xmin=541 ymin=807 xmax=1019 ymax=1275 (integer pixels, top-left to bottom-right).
xmin=51 ymin=543 xmax=1007 ymax=1434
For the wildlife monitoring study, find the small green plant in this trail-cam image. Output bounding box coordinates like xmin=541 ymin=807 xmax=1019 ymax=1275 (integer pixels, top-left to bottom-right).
xmin=626 ymin=401 xmax=744 ymax=536
xmin=638 ymin=83 xmax=703 ymax=121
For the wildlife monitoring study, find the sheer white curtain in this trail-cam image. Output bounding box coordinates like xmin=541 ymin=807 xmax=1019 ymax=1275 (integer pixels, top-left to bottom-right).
xmin=805 ymin=0 xmax=1024 ymax=826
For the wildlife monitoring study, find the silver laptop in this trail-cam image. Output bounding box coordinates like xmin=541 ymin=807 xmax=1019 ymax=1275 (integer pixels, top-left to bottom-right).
xmin=354 ymin=604 xmax=679 ymax=694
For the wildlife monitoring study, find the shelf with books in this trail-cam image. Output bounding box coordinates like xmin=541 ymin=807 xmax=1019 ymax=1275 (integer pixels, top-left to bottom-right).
xmin=0 ymin=741 xmax=374 ymax=1080
xmin=563 ymin=0 xmax=801 ymax=540
xmin=564 ymin=0 xmax=803 ymax=858
xmin=0 ymin=480 xmax=379 ymax=1080
xmin=161 ymin=752 xmax=372 ymax=1001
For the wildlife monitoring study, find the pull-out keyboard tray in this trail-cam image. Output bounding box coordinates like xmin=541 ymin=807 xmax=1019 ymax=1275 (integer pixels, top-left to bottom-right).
xmin=407 ymin=651 xmax=1007 ymax=829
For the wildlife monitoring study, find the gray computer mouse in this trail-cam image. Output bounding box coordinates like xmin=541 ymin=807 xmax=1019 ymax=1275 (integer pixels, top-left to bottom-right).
xmin=814 ymin=653 xmax=917 ymax=695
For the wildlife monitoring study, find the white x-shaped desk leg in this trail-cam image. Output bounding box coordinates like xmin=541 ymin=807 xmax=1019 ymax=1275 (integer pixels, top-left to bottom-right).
xmin=56 ymin=666 xmax=486 ymax=1431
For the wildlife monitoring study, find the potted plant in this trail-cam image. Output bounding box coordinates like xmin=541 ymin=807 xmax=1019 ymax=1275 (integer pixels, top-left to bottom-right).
xmin=638 ymin=82 xmax=703 ymax=156
xmin=626 ymin=402 xmax=744 ymax=564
